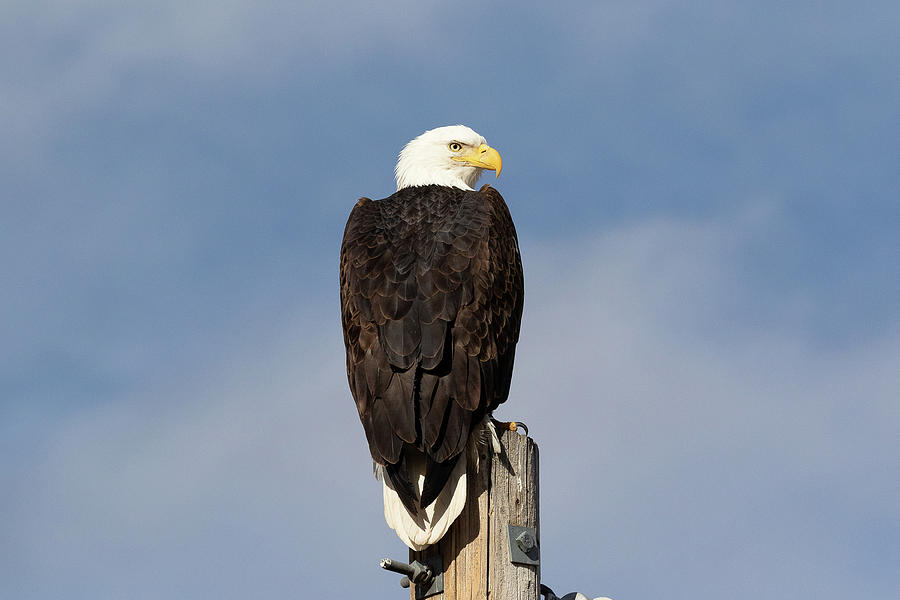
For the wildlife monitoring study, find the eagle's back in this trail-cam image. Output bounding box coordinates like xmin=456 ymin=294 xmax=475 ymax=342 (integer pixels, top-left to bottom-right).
xmin=340 ymin=184 xmax=523 ymax=508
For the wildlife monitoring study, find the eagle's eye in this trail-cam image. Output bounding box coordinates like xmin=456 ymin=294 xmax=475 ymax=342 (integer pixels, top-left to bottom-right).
xmin=448 ymin=142 xmax=463 ymax=152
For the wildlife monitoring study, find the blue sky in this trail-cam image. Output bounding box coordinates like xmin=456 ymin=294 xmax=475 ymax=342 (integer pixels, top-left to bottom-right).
xmin=2 ymin=1 xmax=898 ymax=598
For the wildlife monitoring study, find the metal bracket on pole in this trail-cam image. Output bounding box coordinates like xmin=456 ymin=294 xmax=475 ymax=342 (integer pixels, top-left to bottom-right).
xmin=380 ymin=553 xmax=444 ymax=598
xmin=507 ymin=524 xmax=540 ymax=565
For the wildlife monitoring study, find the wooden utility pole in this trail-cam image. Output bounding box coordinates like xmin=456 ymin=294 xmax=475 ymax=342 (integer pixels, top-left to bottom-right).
xmin=409 ymin=429 xmax=540 ymax=599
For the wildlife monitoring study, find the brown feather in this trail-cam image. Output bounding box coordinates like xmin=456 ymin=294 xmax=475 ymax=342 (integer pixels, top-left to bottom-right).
xmin=382 ymin=368 xmax=417 ymax=443
xmin=371 ymin=399 xmax=401 ymax=463
xmin=340 ymin=185 xmax=524 ymax=511
xmin=422 ymin=375 xmax=451 ymax=449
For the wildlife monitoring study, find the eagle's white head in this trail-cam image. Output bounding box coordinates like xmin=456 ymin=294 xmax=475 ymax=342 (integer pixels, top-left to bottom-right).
xmin=395 ymin=125 xmax=503 ymax=191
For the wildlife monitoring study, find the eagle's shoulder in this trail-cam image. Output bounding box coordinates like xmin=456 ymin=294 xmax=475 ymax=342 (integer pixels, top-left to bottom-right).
xmin=344 ymin=196 xmax=373 ymax=226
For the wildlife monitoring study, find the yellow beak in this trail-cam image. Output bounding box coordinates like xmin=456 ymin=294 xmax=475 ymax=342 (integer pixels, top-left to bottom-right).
xmin=452 ymin=143 xmax=503 ymax=177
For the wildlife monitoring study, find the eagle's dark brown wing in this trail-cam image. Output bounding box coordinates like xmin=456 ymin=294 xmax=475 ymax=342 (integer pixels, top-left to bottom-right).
xmin=340 ymin=184 xmax=523 ymax=509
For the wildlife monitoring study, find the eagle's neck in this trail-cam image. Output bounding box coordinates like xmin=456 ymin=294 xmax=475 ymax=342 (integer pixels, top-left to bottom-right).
xmin=395 ymin=163 xmax=482 ymax=191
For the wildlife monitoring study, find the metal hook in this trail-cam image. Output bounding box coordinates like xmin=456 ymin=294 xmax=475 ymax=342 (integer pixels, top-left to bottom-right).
xmin=380 ymin=558 xmax=433 ymax=586
xmin=380 ymin=556 xmax=444 ymax=598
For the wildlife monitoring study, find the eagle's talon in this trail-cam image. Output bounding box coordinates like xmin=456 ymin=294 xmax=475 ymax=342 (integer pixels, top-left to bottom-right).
xmin=493 ymin=419 xmax=528 ymax=436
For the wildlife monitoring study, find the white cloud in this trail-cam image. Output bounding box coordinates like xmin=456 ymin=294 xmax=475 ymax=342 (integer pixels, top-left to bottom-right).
xmin=5 ymin=313 xmax=400 ymax=597
xmin=513 ymin=211 xmax=899 ymax=598
xmin=4 ymin=207 xmax=897 ymax=598
xmin=1 ymin=0 xmax=442 ymax=163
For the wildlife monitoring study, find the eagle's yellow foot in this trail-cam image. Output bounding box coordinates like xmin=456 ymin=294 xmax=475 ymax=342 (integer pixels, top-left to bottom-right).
xmin=492 ymin=419 xmax=528 ymax=436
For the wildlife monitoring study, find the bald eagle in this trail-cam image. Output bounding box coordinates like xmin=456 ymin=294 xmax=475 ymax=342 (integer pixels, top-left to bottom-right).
xmin=340 ymin=125 xmax=524 ymax=550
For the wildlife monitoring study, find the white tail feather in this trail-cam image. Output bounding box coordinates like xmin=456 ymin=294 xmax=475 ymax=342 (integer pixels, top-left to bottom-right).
xmin=382 ymin=455 xmax=466 ymax=550
xmin=382 ymin=417 xmax=500 ymax=550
